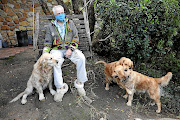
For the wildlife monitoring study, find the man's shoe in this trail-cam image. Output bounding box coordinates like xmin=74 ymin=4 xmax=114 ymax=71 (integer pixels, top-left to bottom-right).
xmin=74 ymin=80 xmax=86 ymax=96
xmin=54 ymin=83 xmax=68 ymax=102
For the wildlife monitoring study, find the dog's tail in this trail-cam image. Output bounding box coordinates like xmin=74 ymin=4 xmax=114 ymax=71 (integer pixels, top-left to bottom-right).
xmin=95 ymin=61 xmax=107 ymax=66
xmin=155 ymin=72 xmax=172 ymax=87
xmin=9 ymin=91 xmax=25 ymax=103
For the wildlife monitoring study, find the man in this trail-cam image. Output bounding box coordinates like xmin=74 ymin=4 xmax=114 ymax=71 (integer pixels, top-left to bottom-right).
xmin=43 ymin=5 xmax=88 ymax=102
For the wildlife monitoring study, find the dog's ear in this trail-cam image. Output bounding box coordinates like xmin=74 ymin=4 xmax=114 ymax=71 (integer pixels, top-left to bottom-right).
xmin=131 ymin=63 xmax=133 ymax=69
xmin=116 ymin=61 xmax=120 ymax=66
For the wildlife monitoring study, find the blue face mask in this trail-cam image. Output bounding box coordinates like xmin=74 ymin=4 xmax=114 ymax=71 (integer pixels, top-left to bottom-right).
xmin=56 ymin=13 xmax=65 ymax=21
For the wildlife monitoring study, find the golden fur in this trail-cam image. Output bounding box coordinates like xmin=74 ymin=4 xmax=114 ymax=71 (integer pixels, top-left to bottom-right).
xmin=9 ymin=53 xmax=58 ymax=104
xmin=113 ymin=65 xmax=172 ymax=113
xmin=95 ymin=57 xmax=133 ymax=94
xmin=119 ymin=57 xmax=133 ymax=70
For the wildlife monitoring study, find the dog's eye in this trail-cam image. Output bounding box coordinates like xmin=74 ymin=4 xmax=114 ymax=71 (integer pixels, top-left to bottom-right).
xmin=50 ymin=58 xmax=52 ymax=60
xmin=124 ymin=69 xmax=128 ymax=72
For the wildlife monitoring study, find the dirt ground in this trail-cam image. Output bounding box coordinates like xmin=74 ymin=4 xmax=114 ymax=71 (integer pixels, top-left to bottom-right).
xmin=0 ymin=48 xmax=178 ymax=120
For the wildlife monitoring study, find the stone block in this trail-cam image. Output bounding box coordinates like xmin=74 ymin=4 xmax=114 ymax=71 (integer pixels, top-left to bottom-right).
xmin=11 ymin=40 xmax=17 ymax=45
xmin=23 ymin=12 xmax=27 ymax=17
xmin=19 ymin=21 xmax=29 ymax=26
xmin=14 ymin=3 xmax=21 ymax=9
xmin=21 ymin=0 xmax=26 ymax=4
xmin=27 ymin=27 xmax=33 ymax=31
xmin=3 ymin=22 xmax=7 ymax=25
xmin=7 ymin=31 xmax=14 ymax=36
xmin=5 ymin=16 xmax=12 ymax=22
xmin=12 ymin=15 xmax=18 ymax=20
xmin=19 ymin=17 xmax=26 ymax=22
xmin=14 ymin=19 xmax=19 ymax=24
xmin=2 ymin=0 xmax=8 ymax=4
xmin=9 ymin=0 xmax=16 ymax=4
xmin=4 ymin=7 xmax=11 ymax=13
xmin=8 ymin=12 xmax=16 ymax=16
xmin=8 ymin=22 xmax=15 ymax=26
xmin=16 ymin=12 xmax=22 ymax=18
xmin=13 ymin=9 xmax=19 ymax=12
xmin=29 ymin=8 xmax=33 ymax=12
xmin=10 ymin=26 xmax=16 ymax=31
xmin=0 ymin=4 xmax=4 ymax=10
xmin=1 ymin=26 xmax=10 ymax=30
xmin=7 ymin=3 xmax=14 ymax=8
xmin=19 ymin=9 xmax=24 ymax=13
xmin=15 ymin=24 xmax=19 ymax=28
xmin=24 ymin=8 xmax=29 ymax=12
xmin=0 ymin=17 xmax=4 ymax=22
xmin=27 ymin=17 xmax=33 ymax=22
xmin=19 ymin=26 xmax=26 ymax=30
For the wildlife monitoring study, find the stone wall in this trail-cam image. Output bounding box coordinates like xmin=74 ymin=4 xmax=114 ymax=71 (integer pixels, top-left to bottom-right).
xmin=0 ymin=0 xmax=58 ymax=47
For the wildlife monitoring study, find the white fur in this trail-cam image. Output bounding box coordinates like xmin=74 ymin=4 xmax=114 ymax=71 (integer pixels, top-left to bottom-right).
xmin=9 ymin=53 xmax=57 ymax=104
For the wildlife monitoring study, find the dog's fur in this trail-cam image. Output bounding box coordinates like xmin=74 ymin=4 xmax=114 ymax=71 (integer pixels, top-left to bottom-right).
xmin=119 ymin=57 xmax=133 ymax=70
xmin=113 ymin=65 xmax=172 ymax=113
xmin=95 ymin=57 xmax=133 ymax=94
xmin=9 ymin=53 xmax=57 ymax=104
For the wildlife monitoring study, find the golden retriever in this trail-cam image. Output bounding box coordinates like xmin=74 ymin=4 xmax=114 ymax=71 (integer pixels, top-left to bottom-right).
xmin=112 ymin=65 xmax=172 ymax=113
xmin=9 ymin=53 xmax=58 ymax=104
xmin=119 ymin=57 xmax=133 ymax=70
xmin=95 ymin=57 xmax=133 ymax=94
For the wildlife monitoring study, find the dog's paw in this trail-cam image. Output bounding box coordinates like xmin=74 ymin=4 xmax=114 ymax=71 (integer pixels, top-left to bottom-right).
xmin=50 ymin=90 xmax=56 ymax=96
xmin=39 ymin=94 xmax=45 ymax=101
xmin=21 ymin=99 xmax=27 ymax=104
xmin=126 ymin=89 xmax=132 ymax=95
xmin=105 ymin=87 xmax=109 ymax=91
xmin=150 ymin=102 xmax=155 ymax=106
xmin=156 ymin=109 xmax=161 ymax=113
xmin=40 ymin=98 xmax=46 ymax=102
xmin=123 ymin=94 xmax=128 ymax=99
xmin=126 ymin=102 xmax=132 ymax=106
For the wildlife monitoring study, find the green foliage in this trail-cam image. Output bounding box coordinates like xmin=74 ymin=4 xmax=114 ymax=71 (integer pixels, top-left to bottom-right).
xmin=93 ymin=0 xmax=180 ymax=83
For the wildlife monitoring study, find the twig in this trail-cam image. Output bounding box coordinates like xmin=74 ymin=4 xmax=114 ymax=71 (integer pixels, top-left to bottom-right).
xmin=80 ymin=0 xmax=94 ymax=12
xmin=99 ymin=33 xmax=113 ymax=42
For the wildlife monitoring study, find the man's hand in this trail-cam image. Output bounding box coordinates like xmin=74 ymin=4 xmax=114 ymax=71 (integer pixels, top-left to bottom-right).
xmin=66 ymin=49 xmax=72 ymax=58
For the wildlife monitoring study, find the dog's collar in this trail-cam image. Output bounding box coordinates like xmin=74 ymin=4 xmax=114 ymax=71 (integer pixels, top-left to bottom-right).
xmin=125 ymin=75 xmax=130 ymax=81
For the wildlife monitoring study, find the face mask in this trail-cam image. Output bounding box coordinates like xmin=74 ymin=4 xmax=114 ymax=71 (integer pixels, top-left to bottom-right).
xmin=56 ymin=13 xmax=65 ymax=21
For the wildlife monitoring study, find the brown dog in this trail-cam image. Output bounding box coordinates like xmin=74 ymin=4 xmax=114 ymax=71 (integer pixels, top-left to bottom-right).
xmin=113 ymin=65 xmax=172 ymax=113
xmin=119 ymin=57 xmax=133 ymax=70
xmin=95 ymin=57 xmax=133 ymax=94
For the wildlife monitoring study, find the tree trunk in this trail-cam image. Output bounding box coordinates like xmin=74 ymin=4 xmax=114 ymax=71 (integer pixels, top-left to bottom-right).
xmin=88 ymin=1 xmax=95 ymax=40
xmin=56 ymin=0 xmax=70 ymax=14
xmin=72 ymin=0 xmax=81 ymax=14
xmin=38 ymin=0 xmax=51 ymax=15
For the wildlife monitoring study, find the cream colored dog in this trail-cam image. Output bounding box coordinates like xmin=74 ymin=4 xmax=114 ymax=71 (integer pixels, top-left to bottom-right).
xmin=9 ymin=53 xmax=58 ymax=104
xmin=112 ymin=65 xmax=172 ymax=113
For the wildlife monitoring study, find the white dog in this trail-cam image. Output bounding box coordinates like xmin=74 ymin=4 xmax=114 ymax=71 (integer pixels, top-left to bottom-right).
xmin=9 ymin=53 xmax=58 ymax=104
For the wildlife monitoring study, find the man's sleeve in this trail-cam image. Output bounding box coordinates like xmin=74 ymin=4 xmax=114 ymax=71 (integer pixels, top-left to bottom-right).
xmin=70 ymin=20 xmax=79 ymax=49
xmin=43 ymin=25 xmax=52 ymax=53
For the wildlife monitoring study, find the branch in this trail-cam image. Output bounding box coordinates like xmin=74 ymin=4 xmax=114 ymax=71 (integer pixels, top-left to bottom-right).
xmin=99 ymin=33 xmax=113 ymax=42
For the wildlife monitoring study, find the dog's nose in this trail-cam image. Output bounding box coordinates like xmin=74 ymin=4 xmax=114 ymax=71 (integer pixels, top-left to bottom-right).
xmin=56 ymin=61 xmax=58 ymax=64
xmin=115 ymin=76 xmax=118 ymax=78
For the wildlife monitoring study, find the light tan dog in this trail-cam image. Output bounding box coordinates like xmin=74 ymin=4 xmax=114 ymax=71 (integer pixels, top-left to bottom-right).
xmin=95 ymin=57 xmax=133 ymax=94
xmin=9 ymin=53 xmax=58 ymax=104
xmin=112 ymin=65 xmax=172 ymax=113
